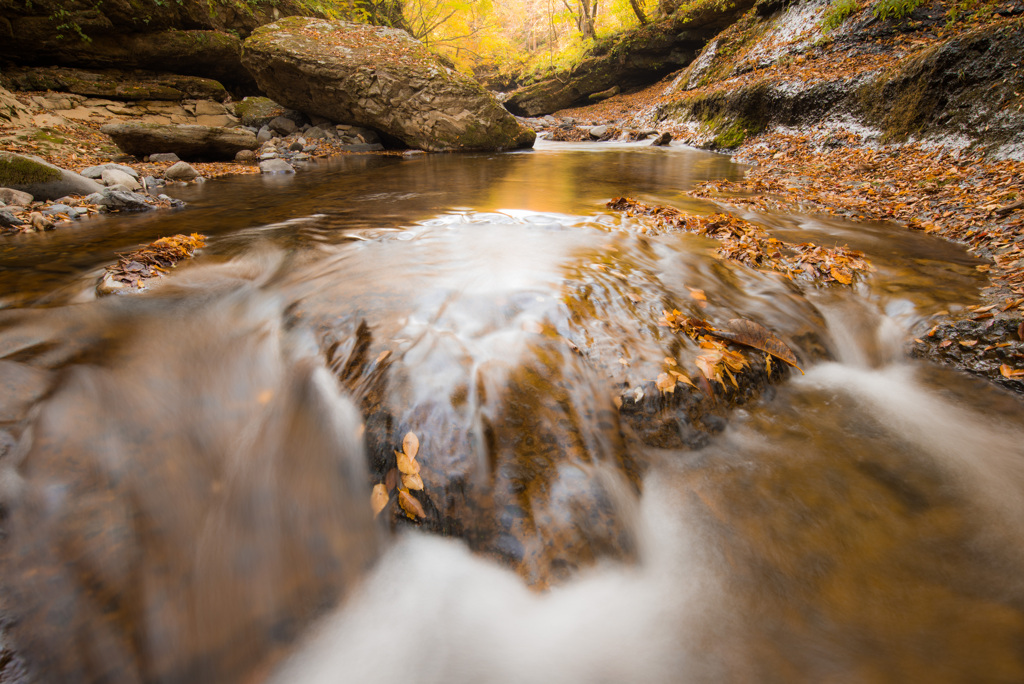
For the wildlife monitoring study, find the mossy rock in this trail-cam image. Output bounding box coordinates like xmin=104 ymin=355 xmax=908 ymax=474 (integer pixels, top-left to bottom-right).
xmin=233 ymin=96 xmax=287 ymax=128
xmin=0 ymin=152 xmax=103 ymax=200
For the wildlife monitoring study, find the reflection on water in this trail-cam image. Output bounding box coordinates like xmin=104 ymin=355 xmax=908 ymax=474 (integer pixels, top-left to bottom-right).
xmin=1 ymin=142 xmax=1022 ymax=683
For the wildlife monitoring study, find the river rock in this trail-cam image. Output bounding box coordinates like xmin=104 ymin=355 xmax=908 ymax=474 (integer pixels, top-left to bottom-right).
xmin=0 ymin=209 xmax=24 ymax=228
xmin=80 ymin=163 xmax=141 ymax=180
xmin=0 ymin=188 xmax=33 ymax=205
xmin=268 ymin=115 xmax=297 ymax=136
xmin=240 ymin=18 xmax=535 ymax=152
xmin=101 ymin=122 xmax=258 ymax=161
xmin=233 ymin=96 xmax=287 ymax=128
xmin=86 ymin=189 xmax=155 ymax=211
xmin=259 ymin=158 xmax=294 ymax=174
xmin=149 ymin=153 xmax=181 ymax=163
xmin=234 ymin=149 xmax=257 ymax=163
xmin=164 ymin=161 xmax=199 ymax=181
xmin=650 ymin=132 xmax=673 ymax=146
xmin=0 ymin=152 xmax=103 ymax=201
xmin=100 ymin=168 xmax=141 ymax=190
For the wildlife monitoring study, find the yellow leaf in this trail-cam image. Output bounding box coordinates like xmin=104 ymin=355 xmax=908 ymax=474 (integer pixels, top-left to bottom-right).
xmin=830 ymin=265 xmax=853 ymax=285
xmin=403 ymin=431 xmax=419 ymax=460
xmin=396 ymin=450 xmax=420 ymax=475
xmin=398 ymin=488 xmax=426 ymax=520
xmin=670 ymin=370 xmax=695 ymax=387
xmin=656 ymin=372 xmax=676 ymax=394
xmin=402 ymin=471 xmax=424 ymax=491
xmin=688 ymin=287 xmax=707 ymax=301
xmin=371 ymin=484 xmax=389 ymax=517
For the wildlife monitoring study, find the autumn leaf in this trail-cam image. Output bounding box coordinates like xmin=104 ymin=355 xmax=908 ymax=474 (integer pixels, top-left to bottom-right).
xmin=999 ymin=364 xmax=1024 ymax=379
xmin=396 ymin=450 xmax=420 ymax=476
xmin=371 ymin=484 xmax=389 ymax=517
xmin=656 ymin=372 xmax=676 ymax=394
xmin=398 ymin=488 xmax=426 ymax=520
xmin=402 ymin=471 xmax=424 ymax=491
xmin=713 ymin=318 xmax=802 ymax=371
xmin=403 ymin=432 xmax=419 ymax=460
xmin=385 ymin=467 xmax=399 ymax=492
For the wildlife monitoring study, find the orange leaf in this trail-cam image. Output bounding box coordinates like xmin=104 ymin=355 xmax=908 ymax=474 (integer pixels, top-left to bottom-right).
xmin=398 ymin=489 xmax=426 ymax=519
xmin=396 ymin=450 xmax=420 ymax=475
xmin=656 ymin=372 xmax=676 ymax=394
xmin=403 ymin=431 xmax=419 ymax=460
xmin=402 ymin=471 xmax=424 ymax=491
xmin=371 ymin=484 xmax=389 ymax=517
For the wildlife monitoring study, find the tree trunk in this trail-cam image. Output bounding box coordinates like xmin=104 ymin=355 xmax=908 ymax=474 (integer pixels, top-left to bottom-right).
xmin=628 ymin=0 xmax=648 ymax=24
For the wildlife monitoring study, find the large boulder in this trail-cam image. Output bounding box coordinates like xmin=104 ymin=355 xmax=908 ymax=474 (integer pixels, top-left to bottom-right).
xmin=241 ymin=18 xmax=535 ymax=152
xmin=0 ymin=152 xmax=103 ymax=200
xmin=101 ymin=122 xmax=258 ymax=161
xmin=0 ymin=86 xmax=32 ymax=127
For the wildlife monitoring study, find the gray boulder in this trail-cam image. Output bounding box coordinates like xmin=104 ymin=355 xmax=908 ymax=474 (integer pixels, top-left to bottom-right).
xmin=0 ymin=210 xmax=25 ymax=228
xmin=85 ymin=189 xmax=155 ymax=212
xmin=101 ymin=123 xmax=258 ymax=161
xmin=241 ymin=18 xmax=535 ymax=152
xmin=101 ymin=168 xmax=142 ymax=190
xmin=259 ymin=159 xmax=294 ymax=174
xmin=164 ymin=161 xmax=199 ymax=181
xmin=268 ymin=116 xmax=296 ymax=136
xmin=0 ymin=152 xmax=103 ymax=201
xmin=80 ymin=163 xmax=141 ymax=180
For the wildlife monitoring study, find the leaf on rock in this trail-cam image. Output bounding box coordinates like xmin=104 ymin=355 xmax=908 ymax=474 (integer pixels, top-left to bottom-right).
xmin=656 ymin=372 xmax=676 ymax=394
xmin=714 ymin=318 xmax=802 ymax=371
xmin=402 ymin=471 xmax=424 ymax=491
xmin=398 ymin=488 xmax=426 ymax=520
xmin=396 ymin=450 xmax=420 ymax=476
xmin=403 ymin=431 xmax=419 ymax=460
xmin=385 ymin=467 xmax=399 ymax=492
xmin=371 ymin=484 xmax=389 ymax=517
xmin=1000 ymin=364 xmax=1024 ymax=379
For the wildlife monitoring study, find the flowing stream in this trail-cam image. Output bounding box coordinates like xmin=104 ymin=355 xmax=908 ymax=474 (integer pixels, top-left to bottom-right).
xmin=1 ymin=141 xmax=1023 ymax=683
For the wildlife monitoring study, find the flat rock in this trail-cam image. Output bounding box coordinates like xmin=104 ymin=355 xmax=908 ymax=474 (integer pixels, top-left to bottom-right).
xmin=0 ymin=152 xmax=103 ymax=201
xmin=101 ymin=122 xmax=258 ymax=161
xmin=80 ymin=163 xmax=141 ymax=180
xmin=241 ymin=18 xmax=535 ymax=152
xmin=0 ymin=66 xmax=229 ymax=102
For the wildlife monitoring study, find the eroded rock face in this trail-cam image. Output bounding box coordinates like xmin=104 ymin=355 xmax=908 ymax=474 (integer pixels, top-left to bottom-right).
xmin=101 ymin=122 xmax=258 ymax=161
xmin=241 ymin=18 xmax=535 ymax=152
xmin=0 ymin=66 xmax=229 ymax=102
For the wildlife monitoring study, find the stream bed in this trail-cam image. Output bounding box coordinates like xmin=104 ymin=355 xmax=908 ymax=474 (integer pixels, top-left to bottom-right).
xmin=1 ymin=141 xmax=1023 ymax=683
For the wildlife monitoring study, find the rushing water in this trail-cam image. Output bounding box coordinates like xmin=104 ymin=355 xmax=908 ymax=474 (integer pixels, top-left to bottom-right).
xmin=1 ymin=141 xmax=1023 ymax=683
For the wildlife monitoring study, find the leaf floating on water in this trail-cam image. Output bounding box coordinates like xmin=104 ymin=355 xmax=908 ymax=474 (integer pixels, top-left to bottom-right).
xmin=398 ymin=488 xmax=426 ymax=520
xmin=385 ymin=467 xmax=399 ymax=492
xmin=371 ymin=484 xmax=389 ymax=517
xmin=656 ymin=372 xmax=676 ymax=394
xmin=402 ymin=471 xmax=424 ymax=491
xmin=396 ymin=450 xmax=420 ymax=476
xmin=688 ymin=288 xmax=707 ymax=301
xmin=402 ymin=431 xmax=419 ymax=460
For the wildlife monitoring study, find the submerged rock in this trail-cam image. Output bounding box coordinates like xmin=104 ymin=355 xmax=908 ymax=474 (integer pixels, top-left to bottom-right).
xmin=241 ymin=18 xmax=536 ymax=152
xmin=0 ymin=152 xmax=103 ymax=201
xmin=101 ymin=122 xmax=258 ymax=161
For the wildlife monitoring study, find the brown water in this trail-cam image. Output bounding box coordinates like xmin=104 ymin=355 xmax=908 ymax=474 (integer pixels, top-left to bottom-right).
xmin=1 ymin=141 xmax=1023 ymax=683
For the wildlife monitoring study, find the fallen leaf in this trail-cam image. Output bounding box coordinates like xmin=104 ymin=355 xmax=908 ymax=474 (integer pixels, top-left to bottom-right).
xmin=402 ymin=471 xmax=424 ymax=490
xmin=398 ymin=488 xmax=426 ymax=520
xmin=688 ymin=288 xmax=707 ymax=301
xmin=713 ymin=318 xmax=802 ymax=371
xmin=371 ymin=484 xmax=389 ymax=517
xmin=396 ymin=450 xmax=420 ymax=475
xmin=1000 ymin=364 xmax=1024 ymax=379
xmin=403 ymin=431 xmax=419 ymax=460
xmin=656 ymin=372 xmax=676 ymax=393
xmin=385 ymin=468 xmax=399 ymax=492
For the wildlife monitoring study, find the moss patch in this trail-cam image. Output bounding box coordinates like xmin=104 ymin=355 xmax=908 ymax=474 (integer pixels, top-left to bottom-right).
xmin=0 ymin=154 xmax=62 ymax=186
